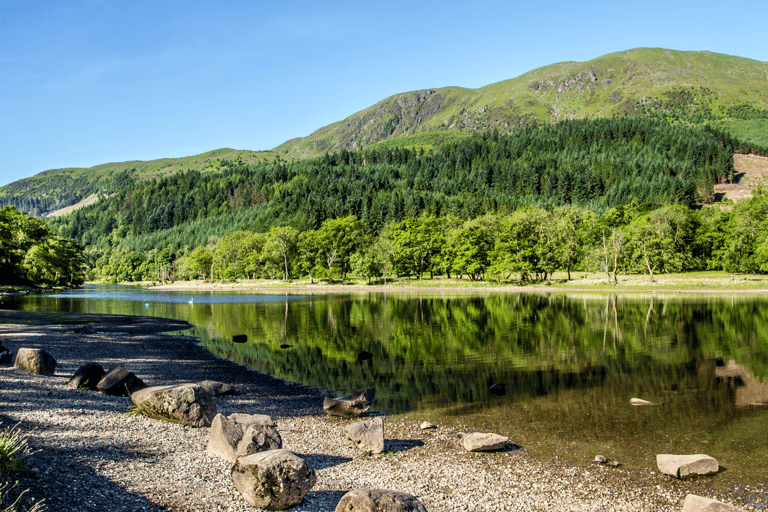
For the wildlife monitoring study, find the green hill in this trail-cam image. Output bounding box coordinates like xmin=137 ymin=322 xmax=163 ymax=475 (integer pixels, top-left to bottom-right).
xmin=275 ymin=48 xmax=768 ymax=158
xmin=3 ymin=48 xmax=767 ymax=216
xmin=0 ymin=148 xmax=276 ymax=216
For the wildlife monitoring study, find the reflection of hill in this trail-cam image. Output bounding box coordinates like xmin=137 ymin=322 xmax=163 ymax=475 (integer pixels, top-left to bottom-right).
xmin=716 ymin=360 xmax=768 ymax=407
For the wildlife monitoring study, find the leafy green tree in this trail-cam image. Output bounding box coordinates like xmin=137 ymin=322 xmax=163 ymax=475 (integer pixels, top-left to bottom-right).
xmin=308 ymin=216 xmax=363 ymax=281
xmin=488 ymin=208 xmax=540 ymax=282
xmin=265 ymin=226 xmax=300 ymax=280
xmin=387 ymin=216 xmax=444 ymax=279
xmin=445 ymin=220 xmax=492 ymax=280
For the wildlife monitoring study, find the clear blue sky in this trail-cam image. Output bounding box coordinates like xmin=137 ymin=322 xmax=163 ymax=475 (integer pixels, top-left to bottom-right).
xmin=1 ymin=0 xmax=766 ymax=187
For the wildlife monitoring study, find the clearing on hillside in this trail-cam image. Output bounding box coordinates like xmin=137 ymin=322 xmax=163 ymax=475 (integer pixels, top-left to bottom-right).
xmin=714 ymin=154 xmax=768 ymax=202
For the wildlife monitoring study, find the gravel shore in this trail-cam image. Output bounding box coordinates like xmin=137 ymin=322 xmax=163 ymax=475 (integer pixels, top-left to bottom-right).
xmin=0 ymin=310 xmax=764 ymax=511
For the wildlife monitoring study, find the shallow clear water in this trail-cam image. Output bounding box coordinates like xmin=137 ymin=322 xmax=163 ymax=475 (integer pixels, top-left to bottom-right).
xmin=4 ymin=285 xmax=767 ymax=485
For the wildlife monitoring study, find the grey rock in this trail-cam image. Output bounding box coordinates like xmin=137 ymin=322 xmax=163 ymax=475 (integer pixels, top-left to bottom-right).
xmin=207 ymin=413 xmax=245 ymax=463
xmin=13 ymin=348 xmax=56 ymax=376
xmin=67 ymin=362 xmax=106 ymax=390
xmin=656 ymin=454 xmax=719 ymax=478
xmin=196 ymin=380 xmax=238 ymax=396
xmin=229 ymin=413 xmax=276 ymax=427
xmin=130 ymin=383 xmax=217 ymax=427
xmin=335 ymin=488 xmax=428 ymax=512
xmin=682 ymin=494 xmax=747 ymax=511
xmin=231 ymin=449 xmax=316 ymax=510
xmin=97 ymin=367 xmax=146 ymax=396
xmin=461 ymin=432 xmax=508 ymax=452
xmin=208 ymin=413 xmax=282 ymax=463
xmin=236 ymin=424 xmax=283 ymax=459
xmin=323 ymin=388 xmax=375 ymax=417
xmin=346 ymin=416 xmax=385 ymax=455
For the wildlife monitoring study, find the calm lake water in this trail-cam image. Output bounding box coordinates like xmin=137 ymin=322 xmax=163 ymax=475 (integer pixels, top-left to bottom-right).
xmin=4 ymin=285 xmax=767 ymax=486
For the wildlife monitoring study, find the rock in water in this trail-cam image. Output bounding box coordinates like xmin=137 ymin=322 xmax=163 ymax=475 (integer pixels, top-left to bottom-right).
xmin=335 ymin=488 xmax=428 ymax=512
xmin=346 ymin=416 xmax=385 ymax=455
xmin=630 ymin=397 xmax=660 ymax=406
xmin=323 ymin=388 xmax=375 ymax=417
xmin=67 ymin=362 xmax=106 ymax=390
xmin=656 ymin=454 xmax=719 ymax=478
xmin=13 ymin=348 xmax=56 ymax=376
xmin=682 ymin=494 xmax=747 ymax=511
xmin=231 ymin=449 xmax=316 ymax=510
xmin=461 ymin=432 xmax=509 ymax=452
xmin=489 ymin=383 xmax=506 ymax=396
xmin=97 ymin=367 xmax=146 ymax=396
xmin=131 ymin=384 xmax=217 ymax=427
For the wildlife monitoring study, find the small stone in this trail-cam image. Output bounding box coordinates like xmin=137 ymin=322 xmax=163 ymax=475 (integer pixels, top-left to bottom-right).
xmin=461 ymin=432 xmax=508 ymax=452
xmin=13 ymin=348 xmax=57 ymax=376
xmin=420 ymin=421 xmax=435 ymax=430
xmin=346 ymin=416 xmax=385 ymax=455
xmin=657 ymin=454 xmax=719 ymax=478
xmin=323 ymin=388 xmax=375 ymax=417
xmin=196 ymin=380 xmax=238 ymax=396
xmin=231 ymin=449 xmax=316 ymax=510
xmin=682 ymin=494 xmax=747 ymax=511
xmin=97 ymin=367 xmax=145 ymax=396
xmin=630 ymin=397 xmax=659 ymax=406
xmin=335 ymin=488 xmax=428 ymax=512
xmin=595 ymin=455 xmax=608 ymax=463
xmin=67 ymin=362 xmax=106 ymax=390
xmin=130 ymin=384 xmax=217 ymax=427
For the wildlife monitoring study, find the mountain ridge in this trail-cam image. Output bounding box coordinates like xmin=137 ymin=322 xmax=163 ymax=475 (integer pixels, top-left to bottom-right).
xmin=3 ymin=47 xmax=767 ymax=216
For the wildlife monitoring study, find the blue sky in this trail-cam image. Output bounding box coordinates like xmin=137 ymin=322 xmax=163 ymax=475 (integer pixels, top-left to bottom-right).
xmin=1 ymin=0 xmax=766 ymax=187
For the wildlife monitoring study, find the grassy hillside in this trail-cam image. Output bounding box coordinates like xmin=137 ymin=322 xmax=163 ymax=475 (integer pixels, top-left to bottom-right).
xmin=0 ymin=148 xmax=276 ymax=216
xmin=4 ymin=48 xmax=767 ymax=216
xmin=276 ymin=48 xmax=768 ymax=158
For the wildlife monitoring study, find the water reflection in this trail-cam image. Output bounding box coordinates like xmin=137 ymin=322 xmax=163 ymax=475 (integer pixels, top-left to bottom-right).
xmin=4 ymin=286 xmax=768 ymax=484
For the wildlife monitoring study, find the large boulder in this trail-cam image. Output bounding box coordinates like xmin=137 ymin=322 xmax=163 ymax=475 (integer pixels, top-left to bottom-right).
xmin=335 ymin=489 xmax=428 ymax=512
xmin=97 ymin=367 xmax=146 ymax=396
xmin=346 ymin=416 xmax=385 ymax=455
xmin=130 ymin=384 xmax=217 ymax=427
xmin=461 ymin=432 xmax=508 ymax=452
xmin=13 ymin=348 xmax=56 ymax=376
xmin=656 ymin=454 xmax=719 ymax=478
xmin=67 ymin=362 xmax=106 ymax=390
xmin=231 ymin=449 xmax=316 ymax=510
xmin=207 ymin=413 xmax=282 ymax=463
xmin=323 ymin=388 xmax=375 ymax=417
xmin=682 ymin=494 xmax=747 ymax=511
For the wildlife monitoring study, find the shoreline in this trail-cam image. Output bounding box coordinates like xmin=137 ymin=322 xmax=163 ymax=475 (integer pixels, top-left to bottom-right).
xmin=133 ymin=276 xmax=768 ymax=295
xmin=1 ymin=310 xmax=765 ymax=511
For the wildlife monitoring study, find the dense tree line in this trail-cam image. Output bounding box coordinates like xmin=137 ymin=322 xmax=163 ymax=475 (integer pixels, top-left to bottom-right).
xmin=50 ymin=118 xmax=740 ymax=244
xmin=40 ymin=117 xmax=768 ymax=282
xmin=87 ymin=187 xmax=768 ymax=284
xmin=0 ymin=206 xmax=85 ymax=286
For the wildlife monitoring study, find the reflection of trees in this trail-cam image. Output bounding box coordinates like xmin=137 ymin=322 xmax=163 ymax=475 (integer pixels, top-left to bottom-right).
xmin=189 ymin=293 xmax=768 ymax=415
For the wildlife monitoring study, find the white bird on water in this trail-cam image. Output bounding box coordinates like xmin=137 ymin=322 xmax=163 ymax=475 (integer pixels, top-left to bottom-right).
xmin=188 ymin=298 xmax=194 ymax=305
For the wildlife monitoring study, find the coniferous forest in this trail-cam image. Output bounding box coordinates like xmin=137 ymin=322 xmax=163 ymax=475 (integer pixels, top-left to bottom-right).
xmin=43 ymin=118 xmax=768 ymax=284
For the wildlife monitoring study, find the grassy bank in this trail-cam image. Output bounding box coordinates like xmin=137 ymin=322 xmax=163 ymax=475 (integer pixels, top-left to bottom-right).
xmin=132 ymin=271 xmax=768 ymax=294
